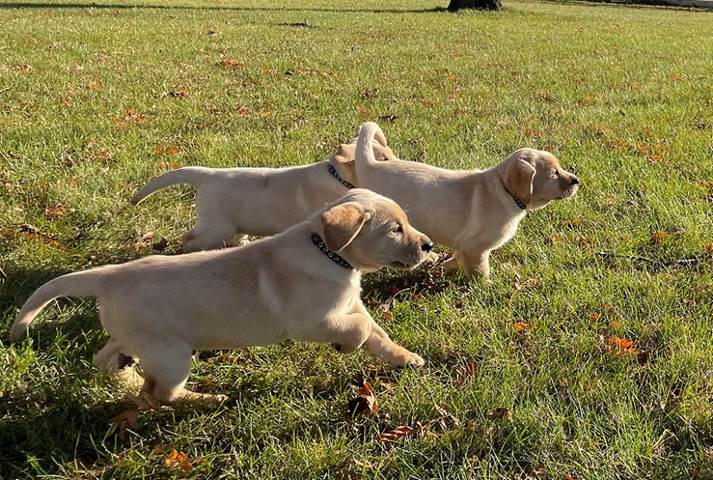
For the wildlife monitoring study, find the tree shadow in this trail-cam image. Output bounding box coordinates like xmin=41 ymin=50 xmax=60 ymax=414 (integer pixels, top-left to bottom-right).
xmin=536 ymin=0 xmax=712 ymax=12
xmin=0 ymin=2 xmax=449 ymax=14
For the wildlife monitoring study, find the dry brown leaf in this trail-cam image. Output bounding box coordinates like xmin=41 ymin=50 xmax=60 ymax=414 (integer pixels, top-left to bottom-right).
xmin=379 ymin=425 xmax=413 ymax=442
xmin=488 ymin=407 xmax=509 ymax=420
xmin=168 ymin=86 xmax=189 ymax=98
xmin=434 ymin=403 xmax=460 ymax=427
xmin=651 ymin=230 xmax=667 ymax=245
xmin=15 ymin=64 xmax=33 ymax=73
xmin=156 ymin=144 xmax=181 ymax=157
xmin=108 ymin=409 xmax=138 ymax=441
xmin=115 ymin=109 xmax=147 ymax=128
xmin=44 ymin=202 xmax=71 ymax=220
xmin=347 ymin=381 xmax=378 ymax=416
xmin=590 ymin=312 xmax=601 ymax=321
xmin=704 ymin=243 xmax=713 ymax=254
xmin=220 ymin=58 xmax=243 ymax=68
xmin=515 ymin=278 xmax=541 ymax=290
xmin=453 ymin=360 xmax=478 ymax=385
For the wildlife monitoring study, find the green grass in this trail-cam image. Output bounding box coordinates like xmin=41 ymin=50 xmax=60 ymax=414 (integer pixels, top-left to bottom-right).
xmin=1 ymin=0 xmax=712 ymax=478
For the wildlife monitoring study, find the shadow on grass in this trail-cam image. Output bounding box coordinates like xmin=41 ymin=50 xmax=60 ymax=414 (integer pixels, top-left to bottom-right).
xmin=0 ymin=2 xmax=448 ymax=14
xmin=0 ymin=264 xmax=104 ymax=346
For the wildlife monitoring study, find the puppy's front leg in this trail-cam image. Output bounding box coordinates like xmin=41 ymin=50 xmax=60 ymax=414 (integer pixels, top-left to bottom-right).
xmin=348 ymin=303 xmax=424 ymax=367
xmin=364 ymin=321 xmax=425 ymax=367
xmin=445 ymin=250 xmax=490 ymax=280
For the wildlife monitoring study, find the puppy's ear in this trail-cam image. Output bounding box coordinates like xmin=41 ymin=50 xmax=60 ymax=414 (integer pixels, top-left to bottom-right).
xmin=503 ymin=157 xmax=536 ymax=204
xmin=333 ymin=143 xmax=356 ymax=164
xmin=320 ymin=202 xmax=371 ymax=251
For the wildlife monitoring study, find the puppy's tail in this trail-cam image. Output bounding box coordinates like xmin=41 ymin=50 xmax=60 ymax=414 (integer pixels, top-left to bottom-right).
xmin=10 ymin=270 xmax=103 ymax=342
xmin=131 ymin=167 xmax=213 ymax=205
xmin=355 ymin=122 xmax=387 ymax=176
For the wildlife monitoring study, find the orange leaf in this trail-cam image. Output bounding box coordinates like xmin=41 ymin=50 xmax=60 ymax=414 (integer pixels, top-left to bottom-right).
xmin=515 ymin=278 xmax=541 ymax=291
xmin=608 ymin=336 xmax=637 ymax=355
xmin=514 ymin=322 xmax=530 ymax=333
xmin=590 ymin=312 xmax=601 ymax=321
xmin=705 ymin=243 xmax=713 ymax=254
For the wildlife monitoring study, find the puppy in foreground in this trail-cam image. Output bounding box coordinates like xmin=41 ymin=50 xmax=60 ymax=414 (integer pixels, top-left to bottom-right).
xmin=131 ymin=141 xmax=395 ymax=252
xmin=354 ymin=122 xmax=579 ymax=278
xmin=11 ymin=189 xmax=433 ymax=405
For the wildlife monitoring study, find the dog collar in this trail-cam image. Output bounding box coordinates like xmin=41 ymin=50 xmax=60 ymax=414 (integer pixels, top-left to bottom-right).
xmin=504 ymin=188 xmax=527 ymax=210
xmin=311 ymin=233 xmax=353 ymax=270
xmin=328 ymin=164 xmax=355 ymax=189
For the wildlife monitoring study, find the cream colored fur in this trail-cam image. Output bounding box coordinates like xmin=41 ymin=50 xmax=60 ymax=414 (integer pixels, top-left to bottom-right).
xmin=11 ymin=189 xmax=433 ymax=405
xmin=353 ymin=122 xmax=579 ymax=278
xmin=131 ymin=142 xmax=394 ymax=252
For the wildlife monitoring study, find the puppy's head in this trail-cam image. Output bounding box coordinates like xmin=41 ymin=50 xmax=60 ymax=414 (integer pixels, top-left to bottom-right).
xmin=317 ymin=189 xmax=433 ymax=272
xmin=500 ymin=148 xmax=579 ymax=210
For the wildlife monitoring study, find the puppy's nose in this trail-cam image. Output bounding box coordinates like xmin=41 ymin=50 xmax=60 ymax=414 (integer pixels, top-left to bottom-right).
xmin=570 ymin=175 xmax=579 ymax=185
xmin=421 ymin=241 xmax=434 ymax=252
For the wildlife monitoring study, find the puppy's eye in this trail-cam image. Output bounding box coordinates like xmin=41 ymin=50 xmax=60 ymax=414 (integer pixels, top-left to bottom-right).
xmin=391 ymin=224 xmax=403 ymax=234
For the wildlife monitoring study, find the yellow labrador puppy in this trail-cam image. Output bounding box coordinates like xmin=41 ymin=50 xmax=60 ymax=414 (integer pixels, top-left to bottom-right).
xmin=132 ymin=142 xmax=395 ymax=252
xmin=11 ymin=189 xmax=433 ymax=405
xmin=354 ymin=122 xmax=579 ymax=278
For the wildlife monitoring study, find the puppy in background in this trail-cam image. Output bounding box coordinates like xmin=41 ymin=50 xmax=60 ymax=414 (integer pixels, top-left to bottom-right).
xmin=132 ymin=141 xmax=396 ymax=252
xmin=11 ymin=189 xmax=434 ymax=406
xmin=354 ymin=122 xmax=579 ymax=278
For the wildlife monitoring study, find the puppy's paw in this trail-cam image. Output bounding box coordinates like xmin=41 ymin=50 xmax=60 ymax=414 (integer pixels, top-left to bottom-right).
xmin=390 ymin=350 xmax=425 ymax=368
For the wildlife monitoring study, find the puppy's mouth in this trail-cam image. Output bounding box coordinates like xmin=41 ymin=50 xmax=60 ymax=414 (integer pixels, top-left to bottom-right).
xmin=556 ymin=185 xmax=579 ymax=200
xmin=390 ymin=260 xmax=421 ymax=270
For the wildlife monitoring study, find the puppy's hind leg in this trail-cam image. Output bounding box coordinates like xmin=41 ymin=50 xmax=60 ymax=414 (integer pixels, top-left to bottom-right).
xmin=139 ymin=343 xmax=225 ymax=406
xmin=94 ymin=338 xmax=142 ymax=389
xmin=181 ymin=221 xmax=238 ymax=252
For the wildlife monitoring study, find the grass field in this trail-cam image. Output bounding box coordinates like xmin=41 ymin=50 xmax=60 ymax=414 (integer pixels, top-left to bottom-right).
xmin=1 ymin=0 xmax=712 ymax=478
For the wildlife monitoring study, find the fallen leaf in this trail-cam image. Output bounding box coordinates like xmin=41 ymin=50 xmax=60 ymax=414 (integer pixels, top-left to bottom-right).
xmin=379 ymin=425 xmax=413 ymax=442
xmin=466 ymin=420 xmax=477 ymax=430
xmin=163 ymin=449 xmax=193 ymax=472
xmin=15 ymin=64 xmax=33 ymax=73
xmin=515 ymin=278 xmax=541 ymax=290
xmin=651 ymin=230 xmax=667 ymax=245
xmin=590 ymin=312 xmax=601 ymax=321
xmin=514 ymin=321 xmax=530 ymax=333
xmin=453 ymin=360 xmax=478 ymax=385
xmin=108 ymin=409 xmax=138 ymax=441
xmin=434 ymin=403 xmax=460 ymax=427
xmin=488 ymin=407 xmax=509 ymax=420
xmin=705 ymin=243 xmax=713 ymax=254
xmin=608 ymin=335 xmax=638 ymax=355
xmin=168 ymin=86 xmax=189 ymax=98
xmin=347 ymin=381 xmax=378 ymax=416
xmin=44 ymin=202 xmax=70 ymax=220
xmin=156 ymin=144 xmax=181 ymax=157
xmin=115 ymin=109 xmax=147 ymax=128
xmin=220 ymin=58 xmax=243 ymax=68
